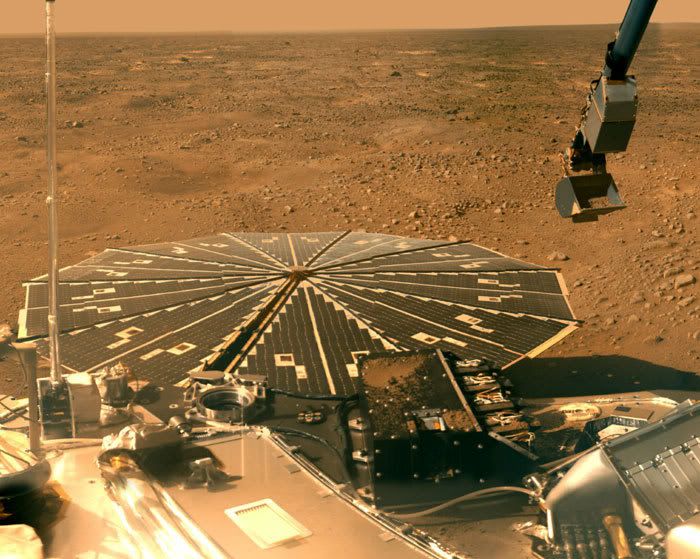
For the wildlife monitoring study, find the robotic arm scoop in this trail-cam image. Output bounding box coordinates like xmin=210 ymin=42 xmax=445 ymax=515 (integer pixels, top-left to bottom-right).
xmin=555 ymin=0 xmax=657 ymax=222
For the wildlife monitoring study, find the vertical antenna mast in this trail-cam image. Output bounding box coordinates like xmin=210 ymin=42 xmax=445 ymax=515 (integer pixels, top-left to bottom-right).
xmin=45 ymin=0 xmax=62 ymax=382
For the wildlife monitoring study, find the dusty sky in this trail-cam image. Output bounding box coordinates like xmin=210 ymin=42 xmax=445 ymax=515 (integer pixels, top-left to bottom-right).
xmin=4 ymin=0 xmax=699 ymax=34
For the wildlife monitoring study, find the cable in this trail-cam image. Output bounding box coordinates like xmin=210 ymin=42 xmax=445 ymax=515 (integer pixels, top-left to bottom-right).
xmin=270 ymin=388 xmax=358 ymax=402
xmin=387 ymin=486 xmax=536 ymax=519
xmin=270 ymin=426 xmax=356 ymax=490
xmin=0 ymin=446 xmax=30 ymax=466
xmin=0 ymin=393 xmax=31 ymax=428
xmin=0 ymin=394 xmax=29 ymax=421
xmin=272 ymin=426 xmax=345 ymax=460
xmin=0 ymin=398 xmax=34 ymax=423
xmin=541 ymin=444 xmax=599 ymax=474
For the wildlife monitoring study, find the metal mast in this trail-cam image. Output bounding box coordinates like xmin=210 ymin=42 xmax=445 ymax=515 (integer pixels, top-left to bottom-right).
xmin=45 ymin=0 xmax=62 ymax=382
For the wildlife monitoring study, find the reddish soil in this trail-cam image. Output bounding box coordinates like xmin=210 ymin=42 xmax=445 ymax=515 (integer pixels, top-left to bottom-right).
xmin=0 ymin=25 xmax=698 ymax=402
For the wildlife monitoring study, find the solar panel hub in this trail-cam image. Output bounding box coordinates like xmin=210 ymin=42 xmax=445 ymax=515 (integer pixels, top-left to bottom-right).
xmin=287 ymin=266 xmax=311 ymax=280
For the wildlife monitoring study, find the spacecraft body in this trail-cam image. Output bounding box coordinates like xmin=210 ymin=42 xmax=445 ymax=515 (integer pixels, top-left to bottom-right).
xmin=4 ymin=0 xmax=700 ymax=558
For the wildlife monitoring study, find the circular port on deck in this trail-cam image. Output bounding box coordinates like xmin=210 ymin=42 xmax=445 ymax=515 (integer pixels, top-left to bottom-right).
xmin=196 ymin=386 xmax=256 ymax=423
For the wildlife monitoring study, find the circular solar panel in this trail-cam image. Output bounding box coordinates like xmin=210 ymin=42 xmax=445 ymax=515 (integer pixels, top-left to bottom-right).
xmin=18 ymin=232 xmax=578 ymax=396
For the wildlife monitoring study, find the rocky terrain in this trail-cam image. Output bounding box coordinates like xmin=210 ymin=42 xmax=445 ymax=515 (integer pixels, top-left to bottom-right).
xmin=0 ymin=25 xmax=698 ymax=396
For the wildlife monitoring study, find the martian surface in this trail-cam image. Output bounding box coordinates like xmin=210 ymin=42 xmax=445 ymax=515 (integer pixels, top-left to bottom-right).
xmin=0 ymin=24 xmax=698 ymax=402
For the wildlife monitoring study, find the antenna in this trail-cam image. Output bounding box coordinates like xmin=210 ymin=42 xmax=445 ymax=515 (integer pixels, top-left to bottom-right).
xmin=45 ymin=0 xmax=62 ymax=383
xmin=36 ymin=1 xmax=92 ymax=440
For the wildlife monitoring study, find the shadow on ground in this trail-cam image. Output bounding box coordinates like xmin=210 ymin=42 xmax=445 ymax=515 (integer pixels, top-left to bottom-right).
xmin=506 ymin=355 xmax=700 ymax=401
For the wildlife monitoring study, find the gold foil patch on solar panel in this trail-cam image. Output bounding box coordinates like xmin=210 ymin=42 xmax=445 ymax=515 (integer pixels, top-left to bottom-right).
xmin=95 ymin=269 xmax=129 ymax=277
xmin=167 ymin=342 xmax=196 ymax=355
xmin=275 ymin=353 xmax=296 ymax=367
xmin=443 ymin=336 xmax=467 ymax=347
xmin=140 ymin=348 xmax=164 ymax=360
xmin=456 ymin=314 xmax=481 ymax=325
xmin=412 ymin=332 xmax=439 ymax=344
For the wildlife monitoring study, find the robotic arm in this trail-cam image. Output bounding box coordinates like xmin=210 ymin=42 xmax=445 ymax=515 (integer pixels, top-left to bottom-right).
xmin=555 ymin=0 xmax=658 ymax=222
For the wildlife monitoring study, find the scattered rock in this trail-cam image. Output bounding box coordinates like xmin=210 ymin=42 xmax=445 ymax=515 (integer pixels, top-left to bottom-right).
xmin=674 ymin=274 xmax=696 ymax=289
xmin=663 ymin=267 xmax=683 ymax=278
xmin=646 ymin=239 xmax=674 ymax=250
xmin=0 ymin=32 xmax=695 ymax=382
xmin=644 ymin=335 xmax=664 ymax=345
xmin=0 ymin=323 xmax=12 ymax=344
xmin=630 ymin=292 xmax=645 ymax=304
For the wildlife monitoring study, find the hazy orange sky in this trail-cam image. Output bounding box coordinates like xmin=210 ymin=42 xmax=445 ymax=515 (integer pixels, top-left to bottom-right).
xmin=4 ymin=0 xmax=699 ymax=34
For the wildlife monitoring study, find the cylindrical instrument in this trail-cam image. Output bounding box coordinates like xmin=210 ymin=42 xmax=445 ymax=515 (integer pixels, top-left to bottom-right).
xmin=602 ymin=514 xmax=633 ymax=559
xmin=45 ymin=0 xmax=62 ymax=383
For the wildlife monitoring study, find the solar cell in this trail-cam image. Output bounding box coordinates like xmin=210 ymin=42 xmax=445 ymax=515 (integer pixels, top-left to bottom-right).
xmin=19 ymin=232 xmax=578 ymax=393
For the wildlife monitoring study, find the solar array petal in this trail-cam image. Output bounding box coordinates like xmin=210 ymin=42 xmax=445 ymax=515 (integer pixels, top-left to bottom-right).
xmin=19 ymin=232 xmax=578 ymax=392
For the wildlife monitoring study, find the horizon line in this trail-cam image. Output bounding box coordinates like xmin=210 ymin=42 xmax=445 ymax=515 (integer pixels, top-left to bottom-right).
xmin=0 ymin=20 xmax=698 ymax=38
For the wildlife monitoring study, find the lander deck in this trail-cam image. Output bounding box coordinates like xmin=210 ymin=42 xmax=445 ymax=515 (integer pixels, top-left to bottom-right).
xmin=18 ymin=232 xmax=578 ymax=395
